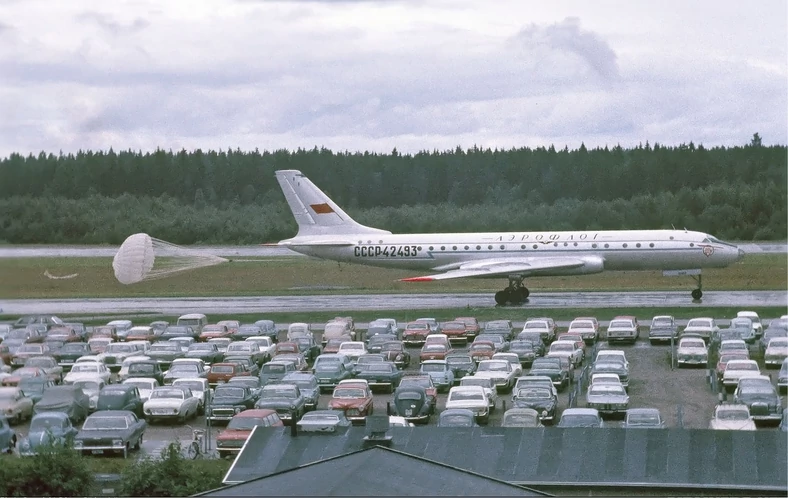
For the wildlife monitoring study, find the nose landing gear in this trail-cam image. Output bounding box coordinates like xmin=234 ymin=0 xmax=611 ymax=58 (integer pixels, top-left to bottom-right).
xmin=691 ymin=274 xmax=703 ymax=301
xmin=494 ymin=277 xmax=529 ymax=306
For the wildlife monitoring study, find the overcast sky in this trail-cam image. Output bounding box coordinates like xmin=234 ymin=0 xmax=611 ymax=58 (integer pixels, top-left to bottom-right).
xmin=0 ymin=0 xmax=785 ymax=157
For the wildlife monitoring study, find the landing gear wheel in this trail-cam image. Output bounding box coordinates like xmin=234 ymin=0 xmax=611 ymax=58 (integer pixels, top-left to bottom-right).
xmin=691 ymin=289 xmax=703 ymax=300
xmin=494 ymin=290 xmax=509 ymax=305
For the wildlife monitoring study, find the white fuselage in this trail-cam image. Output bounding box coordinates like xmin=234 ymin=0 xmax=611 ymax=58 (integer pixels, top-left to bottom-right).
xmin=280 ymin=229 xmax=742 ymax=277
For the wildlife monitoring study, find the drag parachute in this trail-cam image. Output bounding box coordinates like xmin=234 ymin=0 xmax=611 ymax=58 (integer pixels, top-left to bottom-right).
xmin=112 ymin=233 xmax=228 ymax=285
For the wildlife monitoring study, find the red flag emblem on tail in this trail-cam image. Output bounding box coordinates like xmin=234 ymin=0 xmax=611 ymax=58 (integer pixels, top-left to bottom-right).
xmin=310 ymin=203 xmax=335 ymax=214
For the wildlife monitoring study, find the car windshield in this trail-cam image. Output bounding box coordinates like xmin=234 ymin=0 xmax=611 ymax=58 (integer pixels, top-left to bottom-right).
xmin=106 ymin=344 xmax=134 ymax=353
xmin=447 ymin=356 xmax=473 ymax=365
xmin=73 ymin=380 xmax=101 ymax=391
xmin=151 ymin=389 xmax=184 ymax=399
xmin=729 ymin=362 xmax=758 ymax=371
xmin=302 ymin=414 xmax=339 ymax=423
xmin=739 ymin=383 xmax=776 ymax=395
xmin=25 ymin=357 xmax=54 ymax=367
xmin=333 ymin=388 xmax=364 ymax=398
xmin=61 ymin=344 xmax=87 ymax=353
xmin=407 ymin=324 xmax=429 ymax=330
xmin=532 ymin=360 xmax=559 ymax=369
xmin=401 ymin=379 xmax=430 ymax=389
xmin=461 ymin=378 xmax=491 ymax=388
xmin=717 ymin=408 xmax=750 ymax=420
xmin=214 ymin=387 xmax=245 ymax=398
xmin=129 ymin=364 xmax=155 ymax=374
xmin=151 ymin=344 xmax=178 ymax=352
xmin=561 ymin=415 xmax=600 ymax=427
xmin=510 ymin=341 xmax=533 ymax=349
xmin=524 ymin=322 xmax=546 ymax=329
xmin=423 ymin=345 xmax=445 ymax=352
xmin=517 ymin=388 xmax=552 ymax=399
xmin=551 ymin=343 xmax=574 ymax=352
xmin=478 ymin=362 xmax=508 ymax=372
xmin=228 ymin=344 xmax=252 ymax=352
xmin=174 ymin=381 xmax=204 ymax=392
xmin=448 ymin=391 xmax=485 ymax=402
xmin=30 ymin=416 xmax=66 ymax=431
xmin=262 ymin=364 xmax=288 ymax=374
xmin=441 ymin=414 xmax=473 ymax=426
xmin=83 ymin=417 xmax=128 ymax=430
xmin=71 ymin=364 xmax=99 ymax=373
xmin=609 ymin=321 xmax=632 ymax=328
xmin=169 ymin=365 xmax=199 ymax=374
xmin=421 ymin=363 xmax=445 ymax=372
xmin=340 ymin=344 xmax=363 ymax=351
xmin=589 ymin=385 xmax=626 ymax=396
xmin=769 ymin=339 xmax=788 ymax=348
xmin=189 ymin=344 xmax=213 ymax=351
xmin=628 ymin=412 xmax=661 ymax=425
xmin=100 ymin=388 xmax=129 ymax=398
xmin=687 ymin=320 xmax=711 ymax=328
xmin=505 ymin=413 xmax=538 ymax=425
xmin=260 ymin=386 xmax=294 ymax=399
xmin=396 ymin=391 xmax=423 ymax=401
xmin=470 ymin=344 xmax=492 ymax=351
xmin=365 ymin=364 xmax=394 ymax=372
xmin=124 ymin=380 xmax=153 ymax=390
xmin=315 ymin=364 xmax=340 ymax=373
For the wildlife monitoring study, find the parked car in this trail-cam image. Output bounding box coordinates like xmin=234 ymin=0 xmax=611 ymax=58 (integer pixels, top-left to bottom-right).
xmin=454 ymin=316 xmax=481 ymax=339
xmin=272 ymin=353 xmax=307 ymax=373
xmin=253 ymin=383 xmax=306 ymax=424
xmin=216 ymin=409 xmax=283 ymax=458
xmin=378 ymin=341 xmax=411 ymax=369
xmin=528 ymin=357 xmax=569 ymax=391
xmin=143 ymin=386 xmax=200 ymax=423
xmin=73 ymin=410 xmax=146 ymax=458
xmin=568 ymin=317 xmax=599 ymax=344
xmin=313 ymin=360 xmax=353 ymax=393
xmin=296 ymin=410 xmax=352 ymax=433
xmin=95 ymin=384 xmax=144 ymax=418
xmin=207 ymin=384 xmax=258 ymax=423
xmin=398 ymin=376 xmax=437 ymax=412
xmin=460 ymin=377 xmax=498 ymax=411
xmin=10 ymin=343 xmax=51 ymax=367
xmin=259 ymin=361 xmax=297 ymax=387
xmin=367 ymin=335 xmax=398 ymax=355
xmin=709 ymin=404 xmax=756 ymax=430
xmin=163 ymin=360 xmax=208 ymax=385
xmin=125 ymin=326 xmax=159 ymax=343
xmin=585 ymin=382 xmax=630 ymax=416
xmin=146 ymin=341 xmax=184 ymax=368
xmin=437 ymin=408 xmax=478 ymax=427
xmin=336 ymin=342 xmax=368 ymax=362
xmin=501 ymin=408 xmax=543 ymax=428
xmin=557 ymin=407 xmax=604 ymax=428
xmin=199 ymin=324 xmax=231 ymax=342
xmin=606 ymin=316 xmax=639 ymax=344
xmin=63 ymin=361 xmax=111 ymax=386
xmin=468 ymin=341 xmax=496 ymax=364
xmin=52 ymin=342 xmax=91 ymax=370
xmin=624 ymin=408 xmax=666 ymax=429
xmin=185 ymin=343 xmax=223 ymax=364
xmin=390 ymin=386 xmax=431 ymax=424
xmin=473 ymin=359 xmax=517 ymax=392
xmin=779 ymin=358 xmax=788 ymax=393
xmin=507 ymin=340 xmax=537 ymax=367
xmin=765 ymin=337 xmax=788 ymax=368
xmin=403 ymin=322 xmax=431 ymax=347
xmin=18 ymin=377 xmax=56 ymax=405
xmin=34 ymin=384 xmax=90 ymax=424
xmin=419 ymin=343 xmax=453 ymax=363
xmin=17 ymin=412 xmax=78 ymax=456
xmin=441 ymin=321 xmax=470 ymax=345
xmin=547 ymin=340 xmax=584 ymax=367
xmin=227 ymin=341 xmax=267 ymax=367
xmin=682 ymin=317 xmax=719 ymax=342
xmin=736 ymin=311 xmax=763 ymax=338
xmin=445 ymin=385 xmax=489 ymax=424
xmin=208 ymin=338 xmax=233 ymax=355
xmin=419 ymin=360 xmax=455 ymax=392
xmin=354 ymin=362 xmax=404 ymax=393
xmin=327 ymin=381 xmax=374 ymax=423
xmin=208 ymin=363 xmax=250 ymax=387
xmin=676 ymin=337 xmax=709 ymax=367
xmin=122 ymin=377 xmax=159 ymax=403
xmin=512 ymin=386 xmax=557 ymax=423
xmin=515 ymin=332 xmax=545 ymax=357
xmin=590 ymin=361 xmax=630 ymax=390
xmin=98 ymin=343 xmax=142 ymax=372
xmin=474 ymin=334 xmax=509 ymax=352
xmin=171 ymin=378 xmax=211 ymax=414
xmin=445 ymin=354 xmax=476 ymax=383
xmin=0 ymin=386 xmax=34 ymax=424
xmin=73 ymin=378 xmax=107 ymax=412
xmin=722 ymin=360 xmax=762 ymax=390
xmin=648 ymin=315 xmax=678 ymax=345
xmin=125 ymin=360 xmax=164 ymax=385
xmin=716 ymin=353 xmax=750 ymax=382
xmin=520 ymin=319 xmax=554 ymax=343
xmin=23 ymin=355 xmax=63 ymax=384
xmin=733 ymin=376 xmax=783 ymax=423
xmin=280 ymin=372 xmax=320 ymax=411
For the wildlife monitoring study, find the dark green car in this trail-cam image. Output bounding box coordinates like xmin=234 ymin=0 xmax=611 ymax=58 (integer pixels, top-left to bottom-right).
xmin=314 ymin=362 xmax=352 ymax=393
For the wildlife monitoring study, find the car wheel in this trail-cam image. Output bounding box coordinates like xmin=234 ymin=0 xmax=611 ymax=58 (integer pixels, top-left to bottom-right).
xmin=7 ymin=435 xmax=16 ymax=453
xmin=122 ymin=443 xmax=129 ymax=459
xmin=133 ymin=434 xmax=142 ymax=451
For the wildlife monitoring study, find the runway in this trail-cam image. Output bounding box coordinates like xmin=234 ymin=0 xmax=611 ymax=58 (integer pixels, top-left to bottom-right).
xmin=2 ymin=290 xmax=786 ymax=315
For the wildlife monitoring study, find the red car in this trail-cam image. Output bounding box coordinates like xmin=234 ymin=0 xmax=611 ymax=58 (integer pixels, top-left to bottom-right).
xmin=403 ymin=322 xmax=431 ymax=347
xmin=441 ymin=321 xmax=469 ymax=345
xmin=454 ymin=317 xmax=480 ymax=338
xmin=46 ymin=326 xmax=81 ymax=343
xmin=273 ymin=342 xmax=300 ymax=356
xmin=216 ymin=409 xmax=283 ymax=459
xmin=1 ymin=367 xmax=48 ymax=386
xmin=328 ymin=381 xmax=374 ymax=423
xmin=323 ymin=338 xmax=348 ymax=354
xmin=419 ymin=343 xmax=453 ymax=363
xmin=199 ymin=324 xmax=231 ymax=342
xmin=207 ymin=363 xmax=250 ymax=387
xmin=469 ymin=341 xmax=496 ymax=363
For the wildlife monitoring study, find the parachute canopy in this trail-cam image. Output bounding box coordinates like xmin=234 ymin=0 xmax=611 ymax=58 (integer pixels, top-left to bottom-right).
xmin=113 ymin=233 xmax=228 ymax=285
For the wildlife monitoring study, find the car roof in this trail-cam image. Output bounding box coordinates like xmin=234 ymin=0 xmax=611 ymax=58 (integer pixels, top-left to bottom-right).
xmin=562 ymin=408 xmax=600 ymax=415
xmin=86 ymin=410 xmax=136 ymax=417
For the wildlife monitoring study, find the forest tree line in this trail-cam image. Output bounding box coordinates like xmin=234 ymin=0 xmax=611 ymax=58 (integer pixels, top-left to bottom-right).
xmin=0 ymin=137 xmax=785 ymax=244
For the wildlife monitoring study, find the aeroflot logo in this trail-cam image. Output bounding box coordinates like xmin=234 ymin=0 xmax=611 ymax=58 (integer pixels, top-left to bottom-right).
xmin=310 ymin=203 xmax=335 ymax=214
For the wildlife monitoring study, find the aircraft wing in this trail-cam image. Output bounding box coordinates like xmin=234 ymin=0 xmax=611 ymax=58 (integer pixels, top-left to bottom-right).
xmin=400 ymin=257 xmax=589 ymax=281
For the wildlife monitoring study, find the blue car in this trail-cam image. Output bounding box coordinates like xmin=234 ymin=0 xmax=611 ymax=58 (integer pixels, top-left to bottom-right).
xmin=419 ymin=360 xmax=455 ymax=393
xmin=18 ymin=412 xmax=78 ymax=456
xmin=0 ymin=416 xmax=15 ymax=453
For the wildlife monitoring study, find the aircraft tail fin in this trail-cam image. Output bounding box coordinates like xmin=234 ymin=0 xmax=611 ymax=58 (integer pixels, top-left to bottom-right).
xmin=275 ymin=170 xmax=391 ymax=238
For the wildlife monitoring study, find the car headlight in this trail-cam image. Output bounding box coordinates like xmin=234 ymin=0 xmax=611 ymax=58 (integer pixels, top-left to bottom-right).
xmin=19 ymin=439 xmax=30 ymax=450
xmin=74 ymin=441 xmax=83 ymax=448
xmin=396 ymin=355 xmax=403 ymax=360
xmin=234 ymin=406 xmax=242 ymax=413
xmin=112 ymin=439 xmax=124 ymax=447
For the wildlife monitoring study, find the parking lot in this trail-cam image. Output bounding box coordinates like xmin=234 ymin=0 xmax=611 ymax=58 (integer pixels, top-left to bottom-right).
xmin=6 ymin=316 xmax=787 ymax=461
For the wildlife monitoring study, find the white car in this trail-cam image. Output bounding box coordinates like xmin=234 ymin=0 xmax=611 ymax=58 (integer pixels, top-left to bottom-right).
xmin=547 ymin=340 xmax=584 ymax=367
xmin=590 ymin=373 xmax=623 ymax=387
xmin=459 ymin=376 xmax=499 ymax=410
xmin=336 ymin=341 xmax=368 ymax=362
xmin=683 ymin=317 xmax=719 ymax=341
xmin=676 ymin=337 xmax=708 ymax=367
xmin=72 ymin=377 xmax=107 ymax=411
xmin=606 ymin=318 xmax=639 ymax=344
xmin=75 ymin=355 xmax=103 ymax=365
xmin=245 ymin=336 xmax=276 ymax=361
xmin=98 ymin=342 xmax=143 ymax=372
xmin=521 ymin=319 xmax=555 ymax=343
xmin=709 ymin=404 xmax=756 ymax=430
xmin=473 ymin=359 xmax=516 ymax=392
xmin=118 ymin=356 xmax=152 ymax=382
xmin=143 ymin=386 xmax=200 ymax=422
xmin=445 ymin=385 xmax=489 ymax=424
xmin=719 ymin=339 xmax=749 ymax=357
xmin=736 ymin=311 xmax=763 ymax=337
xmin=122 ymin=377 xmax=159 ymax=402
xmin=567 ymin=318 xmax=598 ymax=343
xmin=207 ymin=338 xmax=232 ymax=354
xmin=764 ymin=337 xmax=788 ymax=367
xmin=595 ymin=350 xmax=629 ymax=369
xmin=287 ymin=323 xmax=312 ymax=341
xmin=490 ymin=353 xmax=523 ymax=377
xmin=63 ymin=362 xmax=111 ymax=385
xmin=171 ymin=377 xmax=211 ymax=414
xmin=722 ymin=360 xmax=761 ymax=389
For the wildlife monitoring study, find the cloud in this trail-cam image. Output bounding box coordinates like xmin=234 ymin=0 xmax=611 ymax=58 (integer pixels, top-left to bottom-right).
xmin=76 ymin=11 xmax=150 ymax=35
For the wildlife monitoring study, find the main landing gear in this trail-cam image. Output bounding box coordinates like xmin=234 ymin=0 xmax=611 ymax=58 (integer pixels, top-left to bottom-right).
xmin=495 ymin=277 xmax=529 ymax=306
xmin=691 ymin=274 xmax=703 ymax=301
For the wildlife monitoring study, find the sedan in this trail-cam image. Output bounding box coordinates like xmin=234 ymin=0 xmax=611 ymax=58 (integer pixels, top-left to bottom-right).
xmin=63 ymin=362 xmax=111 ymax=385
xmin=585 ymin=383 xmax=630 ymax=416
xmin=73 ymin=410 xmax=146 ymax=458
xmin=143 ymin=386 xmax=200 ymax=423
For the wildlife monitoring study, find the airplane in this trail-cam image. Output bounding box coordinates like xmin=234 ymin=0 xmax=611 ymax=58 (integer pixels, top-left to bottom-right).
xmin=274 ymin=169 xmax=745 ymax=305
